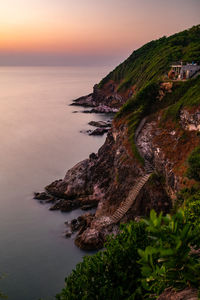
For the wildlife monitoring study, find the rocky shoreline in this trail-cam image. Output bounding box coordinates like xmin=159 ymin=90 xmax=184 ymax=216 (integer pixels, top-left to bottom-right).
xmin=35 ymin=81 xmax=200 ymax=250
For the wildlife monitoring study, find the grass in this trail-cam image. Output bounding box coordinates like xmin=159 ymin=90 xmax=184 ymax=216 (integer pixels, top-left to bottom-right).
xmin=115 ymin=81 xmax=160 ymax=163
xmin=162 ymin=75 xmax=200 ymax=123
xmin=99 ymin=25 xmax=200 ymax=93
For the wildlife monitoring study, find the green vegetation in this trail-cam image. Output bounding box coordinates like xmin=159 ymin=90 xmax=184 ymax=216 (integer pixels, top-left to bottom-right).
xmin=176 ymin=186 xmax=200 ymax=228
xmin=184 ymin=191 xmax=200 ymax=227
xmin=57 ymin=221 xmax=148 ymax=300
xmin=116 ymin=81 xmax=160 ymax=162
xmin=56 ymin=210 xmax=200 ymax=300
xmin=186 ymin=146 xmax=200 ymax=181
xmin=162 ymin=76 xmax=200 ymax=122
xmin=138 ymin=210 xmax=200 ymax=296
xmin=99 ymin=25 xmax=200 ymax=93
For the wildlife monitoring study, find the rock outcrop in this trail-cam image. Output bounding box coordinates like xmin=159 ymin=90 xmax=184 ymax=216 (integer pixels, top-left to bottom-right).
xmin=158 ymin=287 xmax=198 ymax=300
xmin=71 ymin=82 xmax=128 ymax=113
xmin=43 ymin=116 xmax=172 ymax=249
xmin=38 ymin=99 xmax=200 ymax=250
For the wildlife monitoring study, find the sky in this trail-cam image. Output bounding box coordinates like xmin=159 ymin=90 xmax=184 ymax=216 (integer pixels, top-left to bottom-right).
xmin=0 ymin=0 xmax=199 ymax=66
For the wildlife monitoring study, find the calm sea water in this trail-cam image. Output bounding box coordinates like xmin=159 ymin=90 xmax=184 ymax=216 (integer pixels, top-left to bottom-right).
xmin=0 ymin=66 xmax=110 ymax=300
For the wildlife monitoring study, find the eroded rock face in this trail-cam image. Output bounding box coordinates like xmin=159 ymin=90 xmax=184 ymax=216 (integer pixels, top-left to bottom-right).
xmin=43 ymin=119 xmax=171 ymax=249
xmin=71 ymin=83 xmax=127 ymax=111
xmin=157 ymin=287 xmax=198 ymax=300
xmin=40 ymin=101 xmax=200 ymax=250
xmin=180 ymin=107 xmax=200 ymax=132
xmin=137 ymin=110 xmax=200 ymax=199
xmin=46 ymin=159 xmax=91 ymax=199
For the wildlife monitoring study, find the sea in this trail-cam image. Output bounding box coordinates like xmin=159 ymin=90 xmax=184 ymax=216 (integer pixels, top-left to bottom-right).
xmin=0 ymin=66 xmax=111 ymax=300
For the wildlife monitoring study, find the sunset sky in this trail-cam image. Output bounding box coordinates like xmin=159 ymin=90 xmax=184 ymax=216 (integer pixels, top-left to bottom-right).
xmin=0 ymin=0 xmax=199 ymax=66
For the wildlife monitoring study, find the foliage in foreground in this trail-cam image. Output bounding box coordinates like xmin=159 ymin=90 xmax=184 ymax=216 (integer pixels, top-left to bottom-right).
xmin=56 ymin=210 xmax=200 ymax=300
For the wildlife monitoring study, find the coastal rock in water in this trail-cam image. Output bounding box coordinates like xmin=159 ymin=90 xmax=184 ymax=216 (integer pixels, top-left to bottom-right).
xmin=70 ymin=94 xmax=94 ymax=107
xmin=34 ymin=192 xmax=54 ymax=202
xmin=88 ymin=120 xmax=111 ymax=128
xmin=89 ymin=128 xmax=109 ymax=136
xmin=46 ymin=159 xmax=91 ymax=199
xmin=75 ymin=228 xmax=104 ymax=250
xmin=65 ymin=230 xmax=72 ymax=238
xmin=49 ymin=199 xmax=81 ymax=211
xmin=71 ymin=82 xmax=129 ymax=110
xmin=80 ymin=127 xmax=109 ymax=136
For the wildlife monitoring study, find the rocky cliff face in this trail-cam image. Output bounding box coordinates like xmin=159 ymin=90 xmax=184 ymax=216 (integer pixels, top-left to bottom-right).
xmin=71 ymin=81 xmax=130 ymax=113
xmin=41 ymin=99 xmax=200 ymax=250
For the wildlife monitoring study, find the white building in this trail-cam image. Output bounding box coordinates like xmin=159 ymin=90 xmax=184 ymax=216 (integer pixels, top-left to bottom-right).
xmin=170 ymin=63 xmax=200 ymax=79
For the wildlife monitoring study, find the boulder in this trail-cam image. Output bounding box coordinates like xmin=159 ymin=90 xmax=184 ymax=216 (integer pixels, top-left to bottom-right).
xmin=88 ymin=120 xmax=111 ymax=128
xmin=158 ymin=287 xmax=198 ymax=300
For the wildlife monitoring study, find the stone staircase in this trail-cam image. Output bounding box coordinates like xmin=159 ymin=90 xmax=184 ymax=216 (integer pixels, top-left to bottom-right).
xmin=109 ymin=160 xmax=153 ymax=224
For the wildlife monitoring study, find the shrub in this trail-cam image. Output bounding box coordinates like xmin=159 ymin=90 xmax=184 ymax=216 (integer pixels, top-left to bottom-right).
xmin=56 ymin=222 xmax=148 ymax=300
xmin=138 ymin=210 xmax=200 ymax=297
xmin=186 ymin=146 xmax=200 ymax=181
xmin=56 ymin=210 xmax=200 ymax=300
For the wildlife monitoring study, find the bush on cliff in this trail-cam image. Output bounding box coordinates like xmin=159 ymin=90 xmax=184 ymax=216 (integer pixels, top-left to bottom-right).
xmin=116 ymin=81 xmax=160 ymax=162
xmin=186 ymin=146 xmax=200 ymax=181
xmin=56 ymin=210 xmax=200 ymax=300
xmin=162 ymin=75 xmax=200 ymax=123
xmin=56 ymin=221 xmax=148 ymax=300
xmin=177 ymin=186 xmax=200 ymax=228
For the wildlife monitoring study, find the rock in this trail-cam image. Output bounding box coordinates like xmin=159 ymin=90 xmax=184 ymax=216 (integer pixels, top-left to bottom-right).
xmin=89 ymin=128 xmax=109 ymax=136
xmin=34 ymin=192 xmax=52 ymax=200
xmin=89 ymin=153 xmax=97 ymax=160
xmin=180 ymin=108 xmax=200 ymax=131
xmin=88 ymin=120 xmax=111 ymax=128
xmin=69 ymin=214 xmax=94 ymax=234
xmin=70 ymin=219 xmax=80 ymax=232
xmin=71 ymin=81 xmax=127 ymax=114
xmin=75 ymin=228 xmax=104 ymax=250
xmin=157 ymin=287 xmax=198 ymax=300
xmin=45 ymin=118 xmax=172 ymax=249
xmin=65 ymin=230 xmax=72 ymax=238
xmin=80 ymin=127 xmax=109 ymax=136
xmin=44 ymin=96 xmax=199 ymax=250
xmin=49 ymin=199 xmax=80 ymax=211
xmin=70 ymin=94 xmax=94 ymax=107
xmin=34 ymin=192 xmax=55 ymax=203
xmin=82 ymin=109 xmax=93 ymax=113
xmin=81 ymin=204 xmax=95 ymax=210
xmin=46 ymin=159 xmax=91 ymax=199
xmin=49 ymin=200 xmax=63 ymax=210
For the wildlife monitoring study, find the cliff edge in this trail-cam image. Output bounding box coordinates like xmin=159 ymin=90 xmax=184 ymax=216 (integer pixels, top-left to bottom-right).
xmin=36 ymin=25 xmax=200 ymax=250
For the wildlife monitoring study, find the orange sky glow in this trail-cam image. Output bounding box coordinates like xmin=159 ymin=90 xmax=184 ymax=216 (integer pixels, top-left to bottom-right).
xmin=0 ymin=0 xmax=199 ymax=65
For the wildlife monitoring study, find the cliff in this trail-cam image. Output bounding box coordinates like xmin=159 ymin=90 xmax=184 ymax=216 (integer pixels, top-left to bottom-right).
xmin=36 ymin=25 xmax=200 ymax=251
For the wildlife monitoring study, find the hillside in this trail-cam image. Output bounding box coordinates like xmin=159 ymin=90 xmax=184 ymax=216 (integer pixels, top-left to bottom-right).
xmin=99 ymin=24 xmax=200 ymax=93
xmin=35 ymin=25 xmax=200 ymax=299
xmin=71 ymin=25 xmax=200 ymax=114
